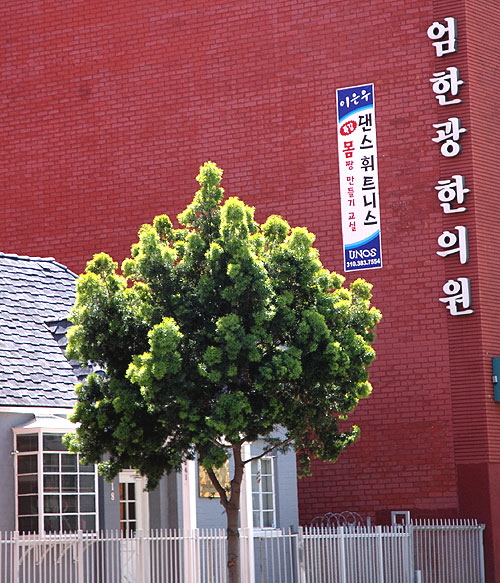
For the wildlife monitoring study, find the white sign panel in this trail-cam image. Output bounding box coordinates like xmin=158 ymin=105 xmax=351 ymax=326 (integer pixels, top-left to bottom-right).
xmin=336 ymin=83 xmax=382 ymax=272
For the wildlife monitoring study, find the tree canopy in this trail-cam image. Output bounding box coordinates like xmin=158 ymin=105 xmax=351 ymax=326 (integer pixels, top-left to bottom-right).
xmin=65 ymin=161 xmax=381 ymax=581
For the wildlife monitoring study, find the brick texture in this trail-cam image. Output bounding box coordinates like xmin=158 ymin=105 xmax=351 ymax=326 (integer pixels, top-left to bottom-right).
xmin=1 ymin=1 xmax=499 ymax=580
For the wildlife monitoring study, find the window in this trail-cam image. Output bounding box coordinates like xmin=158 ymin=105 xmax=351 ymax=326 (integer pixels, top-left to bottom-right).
xmin=198 ymin=461 xmax=230 ymax=498
xmin=119 ymin=479 xmax=137 ymax=536
xmin=118 ymin=470 xmax=149 ymax=536
xmin=14 ymin=426 xmax=98 ymax=534
xmin=251 ymin=457 xmax=276 ymax=529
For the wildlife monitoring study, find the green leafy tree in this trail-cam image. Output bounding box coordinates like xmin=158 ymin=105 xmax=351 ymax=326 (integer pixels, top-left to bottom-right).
xmin=65 ymin=162 xmax=381 ymax=583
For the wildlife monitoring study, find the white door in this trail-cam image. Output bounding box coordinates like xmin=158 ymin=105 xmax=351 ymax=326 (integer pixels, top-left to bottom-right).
xmin=119 ymin=469 xmax=149 ymax=535
xmin=118 ymin=470 xmax=149 ymax=583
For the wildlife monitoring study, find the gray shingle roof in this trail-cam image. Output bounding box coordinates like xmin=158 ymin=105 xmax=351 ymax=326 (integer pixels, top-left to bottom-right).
xmin=0 ymin=253 xmax=80 ymax=408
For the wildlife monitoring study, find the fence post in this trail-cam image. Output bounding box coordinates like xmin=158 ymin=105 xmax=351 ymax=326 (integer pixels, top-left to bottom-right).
xmin=183 ymin=528 xmax=201 ymax=583
xmin=407 ymin=521 xmax=416 ymax=583
xmin=240 ymin=443 xmax=255 ymax=583
xmin=239 ymin=527 xmax=255 ymax=583
xmin=182 ymin=459 xmax=200 ymax=583
xmin=391 ymin=510 xmax=414 ymax=583
xmin=338 ymin=526 xmax=347 ymax=583
xmin=478 ymin=525 xmax=486 ymax=583
xmin=13 ymin=531 xmax=19 ymax=583
xmin=376 ymin=526 xmax=385 ymax=583
xmin=76 ymin=530 xmax=84 ymax=583
xmin=295 ymin=526 xmax=306 ymax=583
xmin=136 ymin=529 xmax=145 ymax=583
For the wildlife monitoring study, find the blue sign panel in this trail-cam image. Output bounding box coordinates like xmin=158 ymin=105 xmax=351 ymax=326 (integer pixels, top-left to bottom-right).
xmin=336 ymin=83 xmax=382 ymax=272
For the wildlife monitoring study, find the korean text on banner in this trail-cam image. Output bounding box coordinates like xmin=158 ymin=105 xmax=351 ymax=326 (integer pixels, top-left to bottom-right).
xmin=337 ymin=84 xmax=382 ymax=272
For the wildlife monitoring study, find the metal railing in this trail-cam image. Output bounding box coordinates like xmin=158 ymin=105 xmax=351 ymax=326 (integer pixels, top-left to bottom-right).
xmin=412 ymin=518 xmax=485 ymax=583
xmin=0 ymin=518 xmax=485 ymax=583
xmin=302 ymin=525 xmax=413 ymax=583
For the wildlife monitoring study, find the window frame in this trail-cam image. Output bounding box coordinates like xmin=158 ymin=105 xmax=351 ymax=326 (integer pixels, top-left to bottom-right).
xmin=118 ymin=469 xmax=149 ymax=536
xmin=251 ymin=456 xmax=277 ymax=529
xmin=13 ymin=422 xmax=99 ymax=535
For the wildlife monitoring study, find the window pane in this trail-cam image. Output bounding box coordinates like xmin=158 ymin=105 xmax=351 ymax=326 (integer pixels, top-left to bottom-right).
xmin=62 ymin=495 xmax=78 ymax=513
xmin=61 ymin=454 xmax=77 ymax=473
xmin=44 ymin=474 xmax=60 ymax=492
xmin=18 ymin=474 xmax=38 ymax=495
xmin=79 ymin=462 xmax=95 ymax=473
xmin=44 ymin=495 xmax=60 ymax=513
xmin=62 ymin=475 xmax=77 ymax=492
xmin=43 ymin=434 xmax=65 ymax=452
xmin=252 ymin=511 xmax=260 ymax=528
xmin=80 ymin=515 xmax=96 ymax=532
xmin=17 ymin=434 xmax=38 ymax=452
xmin=43 ymin=453 xmax=60 ymax=473
xmin=79 ymin=475 xmax=95 ymax=493
xmin=262 ymin=493 xmax=273 ymax=510
xmin=80 ymin=495 xmax=95 ymax=513
xmin=262 ymin=475 xmax=273 ymax=492
xmin=44 ymin=515 xmax=61 ymax=532
xmin=62 ymin=515 xmax=78 ymax=532
xmin=19 ymin=515 xmax=39 ymax=534
xmin=128 ymin=502 xmax=136 ymax=520
xmin=262 ymin=511 xmax=274 ymax=528
xmin=18 ymin=495 xmax=38 ymax=515
xmin=260 ymin=458 xmax=272 ymax=474
xmin=252 ymin=493 xmax=260 ymax=510
xmin=18 ymin=455 xmax=37 ymax=475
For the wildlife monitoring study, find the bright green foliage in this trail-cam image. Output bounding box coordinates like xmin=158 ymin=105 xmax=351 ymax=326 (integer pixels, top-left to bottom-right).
xmin=65 ymin=162 xmax=381 ymax=489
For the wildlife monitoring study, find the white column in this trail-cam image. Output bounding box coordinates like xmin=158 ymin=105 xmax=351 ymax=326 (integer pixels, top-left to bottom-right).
xmin=182 ymin=459 xmax=200 ymax=583
xmin=240 ymin=442 xmax=255 ymax=583
xmin=182 ymin=459 xmax=197 ymax=530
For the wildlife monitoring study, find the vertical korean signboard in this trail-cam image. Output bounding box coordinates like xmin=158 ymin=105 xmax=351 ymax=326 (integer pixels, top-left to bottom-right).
xmin=337 ymin=84 xmax=382 ymax=272
xmin=426 ymin=17 xmax=473 ymax=316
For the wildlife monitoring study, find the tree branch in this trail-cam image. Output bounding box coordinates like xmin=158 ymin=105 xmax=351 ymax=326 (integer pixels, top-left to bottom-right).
xmin=242 ymin=436 xmax=294 ymax=465
xmin=206 ymin=466 xmax=229 ymax=509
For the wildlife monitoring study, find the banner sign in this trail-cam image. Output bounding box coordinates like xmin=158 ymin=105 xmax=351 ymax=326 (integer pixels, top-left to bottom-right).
xmin=336 ymin=83 xmax=382 ymax=272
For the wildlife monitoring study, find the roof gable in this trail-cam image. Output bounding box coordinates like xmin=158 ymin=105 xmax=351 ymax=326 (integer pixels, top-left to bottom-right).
xmin=0 ymin=253 xmax=79 ymax=408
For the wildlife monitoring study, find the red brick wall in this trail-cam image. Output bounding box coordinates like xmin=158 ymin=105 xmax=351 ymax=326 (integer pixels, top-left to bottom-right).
xmin=1 ymin=0 xmax=499 ymax=579
xmin=457 ymin=1 xmax=500 ymax=578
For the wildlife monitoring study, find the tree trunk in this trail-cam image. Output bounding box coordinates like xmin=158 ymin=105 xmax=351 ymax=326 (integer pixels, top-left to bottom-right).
xmin=205 ymin=443 xmax=245 ymax=583
xmin=227 ymin=497 xmax=241 ymax=583
xmin=227 ymin=443 xmax=244 ymax=583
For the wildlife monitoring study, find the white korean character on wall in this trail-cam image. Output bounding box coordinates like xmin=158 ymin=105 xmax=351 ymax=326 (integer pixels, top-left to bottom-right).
xmin=432 ymin=117 xmax=467 ymax=157
xmin=439 ymin=278 xmax=473 ymax=316
xmin=427 ymin=17 xmax=457 ymax=57
xmin=435 ymin=175 xmax=469 ymax=213
xmin=436 ymin=225 xmax=469 ymax=264
xmin=429 ymin=66 xmax=464 ymax=105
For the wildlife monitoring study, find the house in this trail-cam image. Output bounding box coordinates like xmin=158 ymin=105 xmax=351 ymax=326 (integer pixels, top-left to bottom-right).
xmin=0 ymin=252 xmax=298 ymax=535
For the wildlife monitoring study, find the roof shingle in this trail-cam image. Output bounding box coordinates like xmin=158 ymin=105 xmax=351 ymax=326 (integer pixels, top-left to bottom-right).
xmin=0 ymin=253 xmax=80 ymax=408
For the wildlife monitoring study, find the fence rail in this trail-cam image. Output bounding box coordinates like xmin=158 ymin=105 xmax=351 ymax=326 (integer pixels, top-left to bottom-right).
xmin=412 ymin=519 xmax=485 ymax=583
xmin=302 ymin=525 xmax=413 ymax=583
xmin=0 ymin=518 xmax=485 ymax=583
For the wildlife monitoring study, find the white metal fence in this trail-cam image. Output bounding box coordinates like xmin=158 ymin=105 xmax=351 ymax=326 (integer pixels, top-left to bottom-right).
xmin=0 ymin=518 xmax=485 ymax=583
xmin=302 ymin=525 xmax=414 ymax=583
xmin=412 ymin=519 xmax=485 ymax=583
